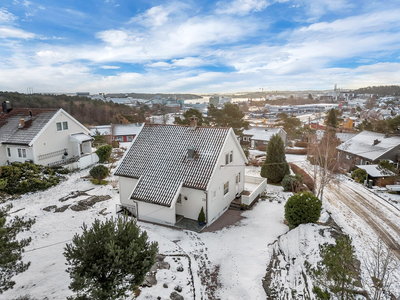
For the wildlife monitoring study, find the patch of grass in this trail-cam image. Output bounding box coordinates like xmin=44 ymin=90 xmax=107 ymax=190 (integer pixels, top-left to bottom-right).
xmin=90 ymin=179 xmax=109 ymax=185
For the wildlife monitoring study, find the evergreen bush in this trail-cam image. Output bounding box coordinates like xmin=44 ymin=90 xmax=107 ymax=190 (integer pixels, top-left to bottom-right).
xmin=282 ymin=174 xmax=303 ymax=192
xmin=64 ymin=217 xmax=158 ymax=300
xmin=96 ymin=145 xmax=113 ymax=163
xmin=284 ymin=191 xmax=322 ymax=229
xmin=351 ymin=168 xmax=367 ymax=184
xmin=261 ymin=134 xmax=290 ymax=183
xmin=0 ymin=163 xmax=66 ymax=195
xmin=89 ymin=165 xmax=109 ymax=184
xmin=198 ymin=207 xmax=206 ymax=224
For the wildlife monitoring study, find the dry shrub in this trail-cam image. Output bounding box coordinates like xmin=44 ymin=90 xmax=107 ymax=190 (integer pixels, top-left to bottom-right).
xmin=109 ymin=179 xmax=119 ymax=189
xmin=285 ymin=148 xmax=308 ymax=155
xmin=294 ymin=141 xmax=308 ymax=148
xmin=289 ymin=163 xmax=315 ymax=193
xmin=376 ymin=177 xmax=397 ymax=187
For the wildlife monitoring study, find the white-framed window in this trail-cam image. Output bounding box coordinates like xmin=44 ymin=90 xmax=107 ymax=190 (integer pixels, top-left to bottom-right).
xmin=230 ymin=151 xmax=233 ymax=163
xmin=56 ymin=121 xmax=69 ymax=131
xmin=127 ymin=135 xmax=134 ymax=142
xmin=114 ymin=136 xmax=123 ymax=142
xmin=7 ymin=147 xmax=11 ymax=157
xmin=236 ymin=173 xmax=241 ymax=184
xmin=17 ymin=148 xmax=27 ymax=158
xmin=225 ymin=153 xmax=229 ymax=164
xmin=225 ymin=151 xmax=233 ymax=165
xmin=224 ymin=181 xmax=229 ymax=195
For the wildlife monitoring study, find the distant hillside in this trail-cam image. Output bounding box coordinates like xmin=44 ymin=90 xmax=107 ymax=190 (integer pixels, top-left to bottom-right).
xmin=351 ymin=85 xmax=400 ymax=96
xmin=0 ymin=92 xmax=145 ymax=126
xmin=106 ymin=93 xmax=202 ymax=100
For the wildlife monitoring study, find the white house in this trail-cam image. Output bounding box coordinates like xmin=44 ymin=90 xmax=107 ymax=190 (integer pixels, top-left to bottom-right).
xmin=114 ymin=117 xmax=248 ymax=227
xmin=241 ymin=127 xmax=287 ymax=150
xmin=0 ymin=104 xmax=98 ymax=169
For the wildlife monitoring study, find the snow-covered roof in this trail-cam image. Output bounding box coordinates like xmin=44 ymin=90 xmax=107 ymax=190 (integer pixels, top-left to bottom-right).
xmin=243 ymin=127 xmax=282 ymax=141
xmin=70 ymin=133 xmax=93 ymax=143
xmin=336 ymin=133 xmax=357 ymax=143
xmin=0 ymin=108 xmax=58 ymax=146
xmin=114 ymin=124 xmax=231 ymax=207
xmin=112 ymin=123 xmax=143 ymax=136
xmin=356 ymin=165 xmax=395 ymax=177
xmin=338 ymin=131 xmax=400 ymax=161
xmin=90 ymin=125 xmax=111 ymax=136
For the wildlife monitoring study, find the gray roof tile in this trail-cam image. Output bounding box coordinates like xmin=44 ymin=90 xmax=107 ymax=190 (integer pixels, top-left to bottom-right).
xmin=115 ymin=124 xmax=230 ymax=207
xmin=0 ymin=108 xmax=58 ymax=145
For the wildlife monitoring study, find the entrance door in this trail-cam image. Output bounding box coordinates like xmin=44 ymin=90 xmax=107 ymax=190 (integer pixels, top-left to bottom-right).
xmin=235 ymin=172 xmax=241 ymax=194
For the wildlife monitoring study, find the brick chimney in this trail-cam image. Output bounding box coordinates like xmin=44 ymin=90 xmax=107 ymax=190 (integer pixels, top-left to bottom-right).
xmin=19 ymin=118 xmax=25 ymax=128
xmin=189 ymin=115 xmax=197 ymax=130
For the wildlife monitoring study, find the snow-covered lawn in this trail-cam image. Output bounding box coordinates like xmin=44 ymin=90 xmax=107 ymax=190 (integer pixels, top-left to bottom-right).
xmin=2 ymin=166 xmax=290 ymax=300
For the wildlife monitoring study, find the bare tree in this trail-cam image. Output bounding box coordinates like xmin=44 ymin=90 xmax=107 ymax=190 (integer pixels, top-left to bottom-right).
xmin=363 ymin=238 xmax=399 ymax=300
xmin=308 ymin=129 xmax=343 ymax=200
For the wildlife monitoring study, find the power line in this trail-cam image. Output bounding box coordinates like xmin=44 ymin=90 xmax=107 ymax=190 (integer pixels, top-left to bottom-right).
xmin=25 ymin=239 xmax=72 ymax=253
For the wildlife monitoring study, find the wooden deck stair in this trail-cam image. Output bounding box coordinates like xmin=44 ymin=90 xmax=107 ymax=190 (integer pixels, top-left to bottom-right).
xmin=229 ymin=197 xmax=242 ymax=210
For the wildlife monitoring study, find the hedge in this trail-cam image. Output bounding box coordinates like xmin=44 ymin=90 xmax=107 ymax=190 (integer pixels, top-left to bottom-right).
xmin=289 ymin=163 xmax=315 ymax=193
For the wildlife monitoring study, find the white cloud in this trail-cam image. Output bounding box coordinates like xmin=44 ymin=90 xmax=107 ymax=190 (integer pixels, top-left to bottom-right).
xmin=0 ymin=26 xmax=35 ymax=39
xmin=23 ymin=0 xmax=32 ymax=7
xmin=172 ymin=57 xmax=211 ymax=67
xmin=292 ymin=0 xmax=353 ymax=21
xmin=0 ymin=8 xmax=18 ymax=24
xmin=216 ymin=0 xmax=270 ymax=15
xmin=99 ymin=65 xmax=120 ymax=69
xmin=147 ymin=61 xmax=172 ymax=68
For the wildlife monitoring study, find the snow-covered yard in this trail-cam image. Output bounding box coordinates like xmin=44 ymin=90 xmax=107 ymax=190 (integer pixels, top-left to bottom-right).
xmin=2 ymin=152 xmax=400 ymax=299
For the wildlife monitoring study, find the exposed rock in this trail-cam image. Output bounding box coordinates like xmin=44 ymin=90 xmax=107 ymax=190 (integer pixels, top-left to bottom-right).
xmin=43 ymin=205 xmax=57 ymax=212
xmin=59 ymin=189 xmax=93 ymax=202
xmin=142 ymin=274 xmax=157 ymax=287
xmin=176 ymin=265 xmax=184 ymax=272
xmin=158 ymin=261 xmax=170 ymax=270
xmin=70 ymin=195 xmax=111 ymax=211
xmin=54 ymin=205 xmax=70 ymax=213
xmin=174 ymin=285 xmax=182 ymax=292
xmin=170 ymin=291 xmax=184 ymax=300
xmin=155 ymin=254 xmax=166 ymax=262
xmin=163 ymin=283 xmax=168 ymax=288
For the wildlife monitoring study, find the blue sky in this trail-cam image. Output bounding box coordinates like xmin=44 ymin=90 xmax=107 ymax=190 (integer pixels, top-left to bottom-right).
xmin=1 ymin=0 xmax=400 ymax=93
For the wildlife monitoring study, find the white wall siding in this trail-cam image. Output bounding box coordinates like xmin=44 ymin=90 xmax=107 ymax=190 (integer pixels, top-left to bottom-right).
xmin=207 ymin=131 xmax=246 ymax=224
xmin=33 ymin=111 xmax=90 ymax=166
xmin=138 ymin=202 xmax=175 ymax=225
xmin=119 ymin=176 xmax=139 ymax=207
xmin=2 ymin=145 xmax=34 ymax=163
xmin=0 ymin=145 xmax=6 ymax=165
xmin=175 ymin=187 xmax=206 ymax=221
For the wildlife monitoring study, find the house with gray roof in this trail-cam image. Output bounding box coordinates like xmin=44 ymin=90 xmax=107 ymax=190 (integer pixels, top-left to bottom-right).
xmin=114 ymin=117 xmax=248 ymax=227
xmin=337 ymin=131 xmax=400 ymax=168
xmin=241 ymin=126 xmax=286 ymax=150
xmin=0 ymin=102 xmax=98 ymax=169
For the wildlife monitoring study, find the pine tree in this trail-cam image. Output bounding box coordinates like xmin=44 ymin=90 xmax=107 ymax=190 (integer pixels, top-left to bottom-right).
xmin=0 ymin=204 xmax=35 ymax=294
xmin=89 ymin=165 xmax=109 ymax=184
xmin=325 ymin=109 xmax=338 ymax=129
xmin=64 ymin=217 xmax=158 ymax=300
xmin=307 ymin=235 xmax=360 ymax=300
xmin=260 ymin=134 xmax=290 ymax=183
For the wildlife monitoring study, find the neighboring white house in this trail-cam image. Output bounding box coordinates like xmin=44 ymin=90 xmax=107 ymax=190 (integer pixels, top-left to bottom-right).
xmin=114 ymin=117 xmax=248 ymax=227
xmin=0 ymin=104 xmax=98 ymax=169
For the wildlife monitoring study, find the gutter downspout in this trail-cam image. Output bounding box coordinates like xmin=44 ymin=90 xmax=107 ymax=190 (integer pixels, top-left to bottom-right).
xmin=205 ymin=191 xmax=208 ymax=225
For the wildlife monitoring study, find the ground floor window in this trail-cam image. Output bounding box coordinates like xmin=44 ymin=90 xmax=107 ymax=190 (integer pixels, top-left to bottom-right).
xmin=7 ymin=147 xmax=11 ymax=157
xmin=236 ymin=173 xmax=241 ymax=183
xmin=127 ymin=135 xmax=134 ymax=142
xmin=114 ymin=136 xmax=123 ymax=142
xmin=17 ymin=148 xmax=26 ymax=158
xmin=224 ymin=181 xmax=229 ymax=195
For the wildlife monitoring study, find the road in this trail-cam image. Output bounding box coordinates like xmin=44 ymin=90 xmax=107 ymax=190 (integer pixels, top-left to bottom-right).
xmin=324 ymin=179 xmax=400 ymax=260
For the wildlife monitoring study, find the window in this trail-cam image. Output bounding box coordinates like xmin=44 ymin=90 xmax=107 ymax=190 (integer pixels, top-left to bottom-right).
xmin=230 ymin=151 xmax=233 ymax=163
xmin=7 ymin=147 xmax=11 ymax=157
xmin=17 ymin=148 xmax=26 ymax=158
xmin=236 ymin=173 xmax=241 ymax=184
xmin=213 ymin=190 xmax=216 ymax=199
xmin=114 ymin=136 xmax=123 ymax=142
xmin=225 ymin=153 xmax=229 ymax=164
xmin=224 ymin=181 xmax=229 ymax=195
xmin=225 ymin=151 xmax=233 ymax=165
xmin=56 ymin=121 xmax=68 ymax=131
xmin=127 ymin=135 xmax=134 ymax=142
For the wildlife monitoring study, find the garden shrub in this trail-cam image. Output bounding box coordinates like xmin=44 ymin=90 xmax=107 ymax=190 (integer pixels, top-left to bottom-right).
xmin=284 ymin=191 xmax=322 ymax=229
xmin=376 ymin=177 xmax=396 ymax=187
xmin=351 ymin=168 xmax=367 ymax=184
xmin=96 ymin=145 xmax=113 ymax=163
xmin=0 ymin=163 xmax=67 ymax=195
xmin=282 ymin=174 xmax=303 ymax=193
xmin=289 ymin=163 xmax=315 ymax=192
xmin=90 ymin=165 xmax=109 ymax=184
